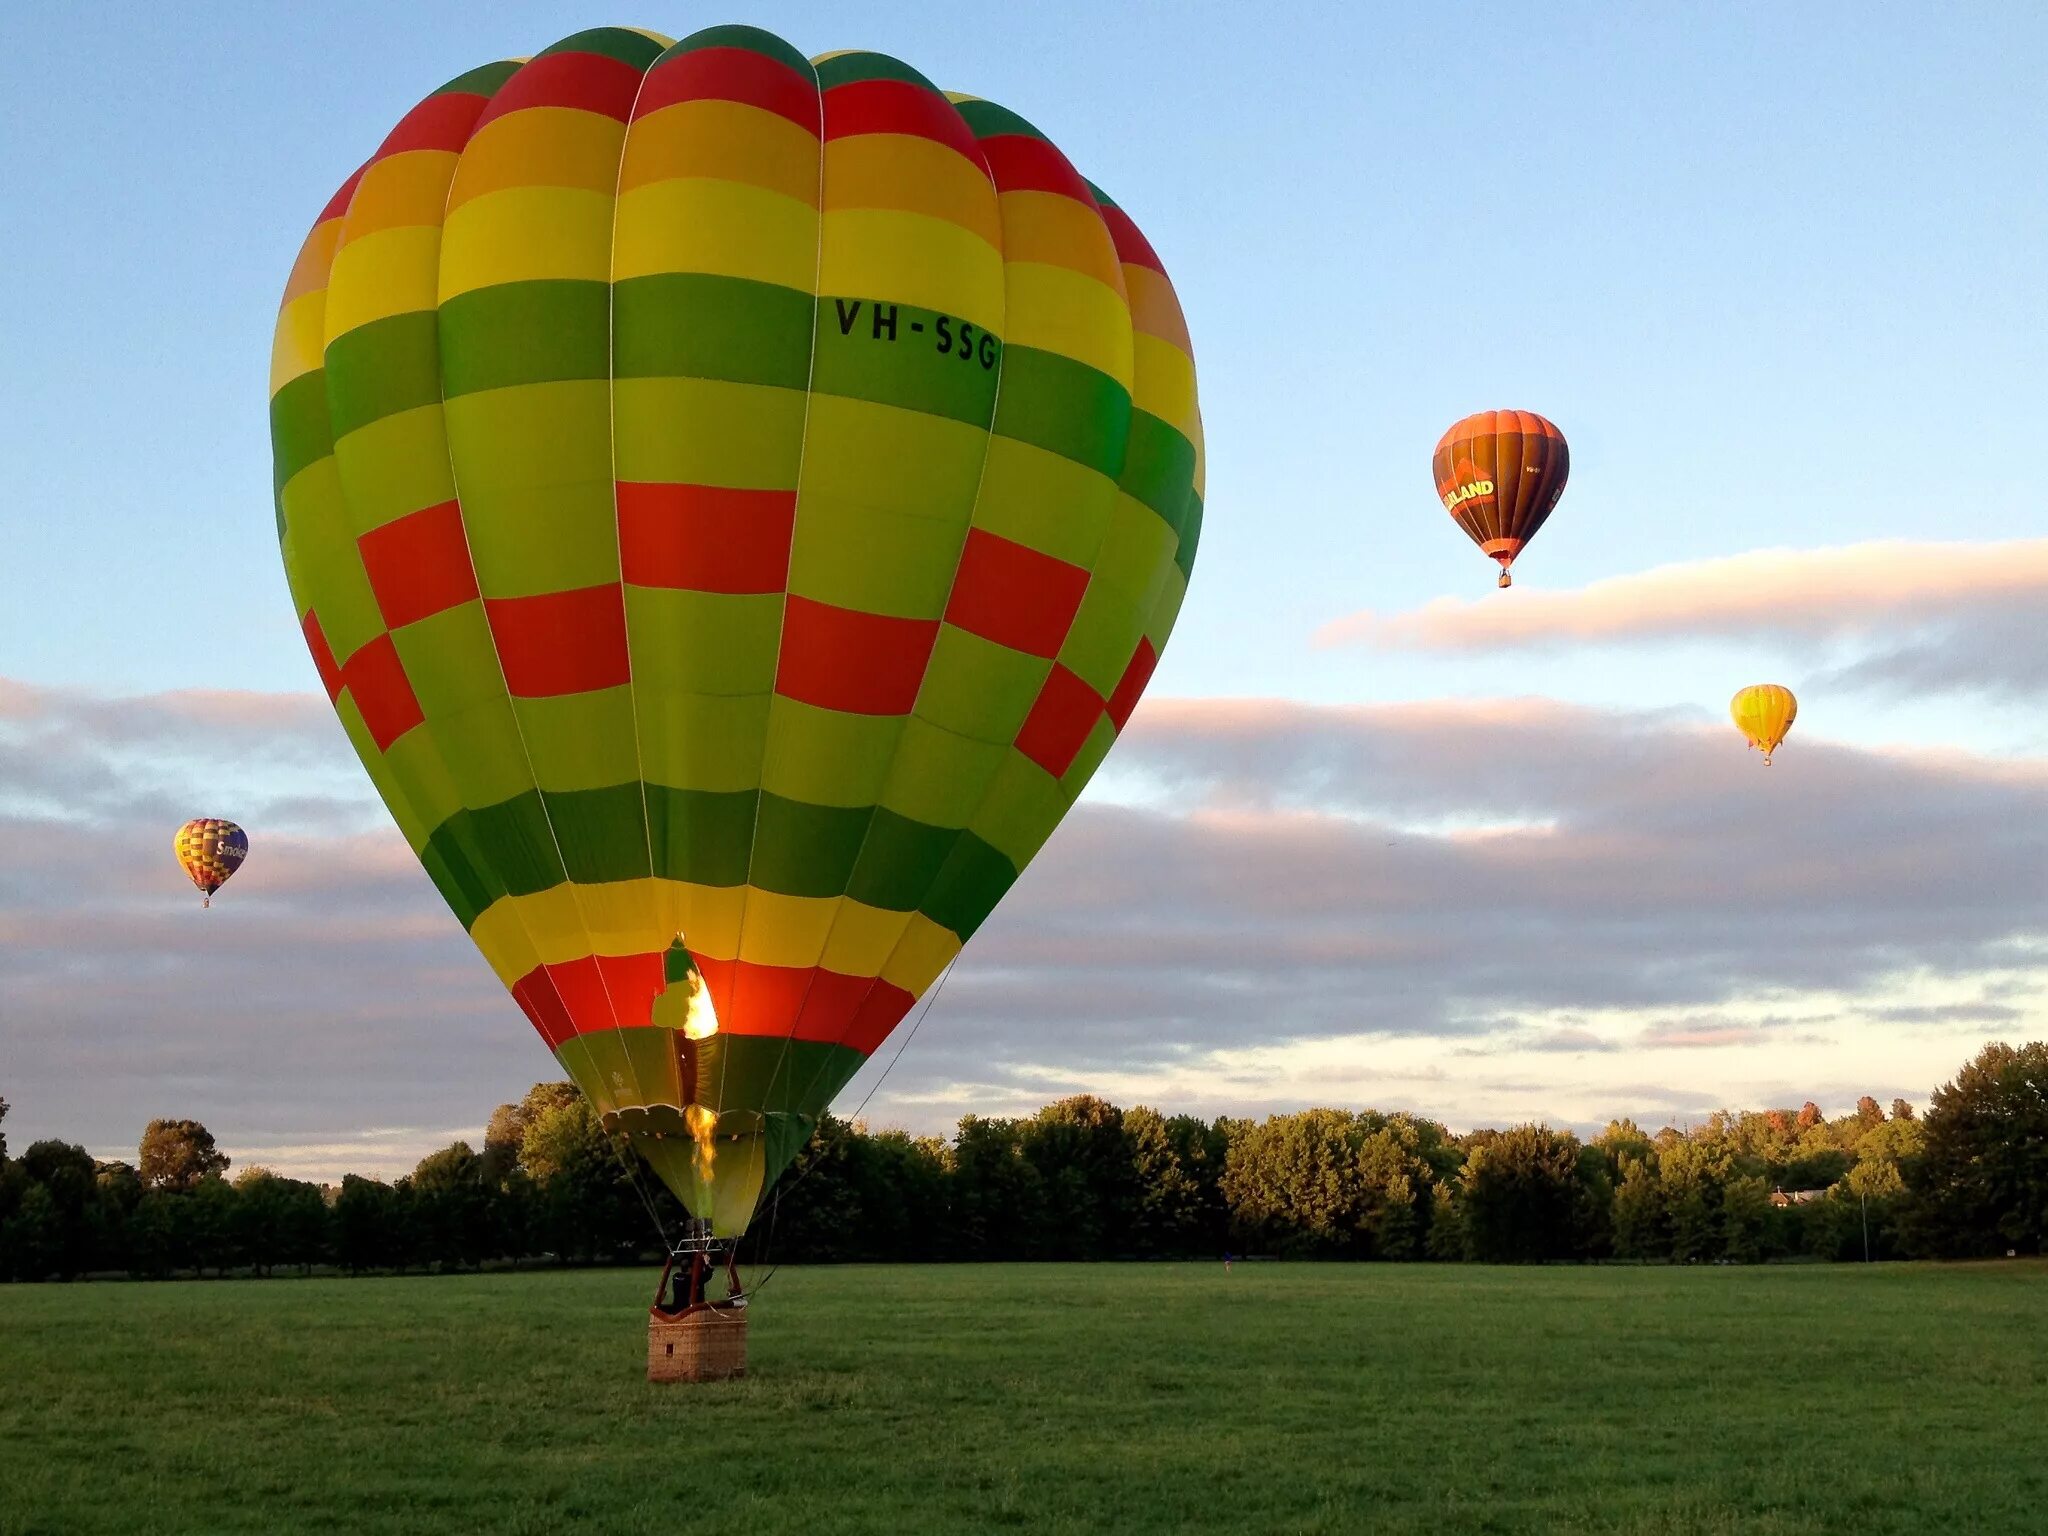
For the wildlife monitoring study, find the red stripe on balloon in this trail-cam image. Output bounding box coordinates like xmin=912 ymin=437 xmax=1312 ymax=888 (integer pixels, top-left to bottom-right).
xmin=617 ymin=483 xmax=797 ymax=594
xmin=339 ymin=633 xmax=425 ymax=752
xmin=978 ymin=134 xmax=1094 ymax=204
xmin=484 ymin=586 xmax=631 ymax=698
xmin=633 ymin=46 xmax=818 ymax=131
xmin=1099 ymin=203 xmax=1166 ymax=276
xmin=373 ymin=91 xmax=492 ymax=161
xmin=301 ymin=612 xmax=344 ymax=702
xmin=1015 ymin=663 xmax=1105 ymax=778
xmin=943 ymin=528 xmax=1090 ymax=659
xmin=1105 ymin=638 xmax=1158 ymax=732
xmin=775 ymin=596 xmax=939 ymax=715
xmin=823 ymin=80 xmax=984 ymax=165
xmin=359 ymin=501 xmax=480 ymax=629
xmin=473 ymin=52 xmax=645 ymax=132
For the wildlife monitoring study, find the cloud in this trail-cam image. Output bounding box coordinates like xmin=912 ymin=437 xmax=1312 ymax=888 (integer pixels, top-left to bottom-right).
xmin=1315 ymin=540 xmax=2048 ymax=698
xmin=2 ymin=676 xmax=2042 ymax=1170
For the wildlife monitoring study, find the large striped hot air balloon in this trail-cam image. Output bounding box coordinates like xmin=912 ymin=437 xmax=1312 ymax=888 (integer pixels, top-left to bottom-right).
xmin=1433 ymin=410 xmax=1569 ymax=587
xmin=269 ymin=26 xmax=1202 ymax=1238
xmin=174 ymin=819 xmax=248 ymax=908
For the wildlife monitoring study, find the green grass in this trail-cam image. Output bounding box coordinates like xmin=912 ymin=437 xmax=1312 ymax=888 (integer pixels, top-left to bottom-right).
xmin=2 ymin=1262 xmax=2045 ymax=1534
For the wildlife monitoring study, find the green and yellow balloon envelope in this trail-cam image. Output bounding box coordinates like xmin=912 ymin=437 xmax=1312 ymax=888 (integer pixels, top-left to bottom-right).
xmin=269 ymin=26 xmax=1203 ymax=1236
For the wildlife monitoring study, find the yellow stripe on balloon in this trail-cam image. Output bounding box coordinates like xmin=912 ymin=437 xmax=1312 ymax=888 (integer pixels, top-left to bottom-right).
xmin=823 ymin=134 xmax=1003 ymax=250
xmin=1003 ymin=263 xmax=1134 ymax=384
xmin=335 ymin=151 xmax=459 ymax=246
xmin=996 ymin=190 xmax=1127 ymax=291
xmin=617 ymin=100 xmax=819 ymax=204
xmin=445 ymin=109 xmax=626 ymax=211
xmin=440 ymin=186 xmax=615 ymax=295
xmin=819 ymin=209 xmax=1003 ymax=333
xmin=1134 ymin=333 xmax=1200 ymax=439
xmin=325 ymin=226 xmax=443 ymax=340
xmin=1125 ymin=264 xmax=1193 ymax=355
xmin=466 ymin=878 xmax=963 ymax=987
xmin=611 ymin=179 xmax=818 ymax=289
xmin=270 ymin=290 xmax=329 ymax=395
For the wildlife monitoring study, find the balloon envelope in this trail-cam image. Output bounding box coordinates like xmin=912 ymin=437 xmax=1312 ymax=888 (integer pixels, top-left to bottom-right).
xmin=1433 ymin=410 xmax=1568 ymax=586
xmin=269 ymin=26 xmax=1203 ymax=1235
xmin=175 ymin=819 xmax=248 ymax=906
xmin=1731 ymin=684 xmax=1797 ymax=764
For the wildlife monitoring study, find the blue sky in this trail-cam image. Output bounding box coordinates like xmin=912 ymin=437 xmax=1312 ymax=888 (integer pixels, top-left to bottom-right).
xmin=6 ymin=4 xmax=2042 ymax=717
xmin=2 ymin=4 xmax=2043 ymax=1171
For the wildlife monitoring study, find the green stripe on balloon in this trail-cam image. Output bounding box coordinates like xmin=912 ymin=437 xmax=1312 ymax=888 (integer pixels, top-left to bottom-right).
xmin=993 ymin=346 xmax=1131 ymax=478
xmin=326 ymin=311 xmax=439 ymax=439
xmin=436 ymin=61 xmax=522 ymax=98
xmin=1121 ymin=409 xmax=1199 ymax=527
xmin=270 ymin=371 xmax=334 ymax=499
xmin=612 ymin=273 xmax=814 ymax=390
xmin=813 ymin=51 xmax=939 ymax=91
xmin=439 ymin=281 xmax=610 ymax=398
xmin=535 ymin=28 xmax=668 ymax=68
xmin=663 ymin=25 xmax=813 ymax=75
xmin=809 ymin=301 xmax=1003 ymax=426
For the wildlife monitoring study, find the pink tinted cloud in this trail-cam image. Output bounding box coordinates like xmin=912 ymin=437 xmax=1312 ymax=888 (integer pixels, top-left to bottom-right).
xmin=1315 ymin=538 xmax=2048 ymax=662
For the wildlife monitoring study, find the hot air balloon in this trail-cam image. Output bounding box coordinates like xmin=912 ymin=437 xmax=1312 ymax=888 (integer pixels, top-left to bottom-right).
xmin=1731 ymin=684 xmax=1797 ymax=765
xmin=270 ymin=27 xmax=1201 ymax=1248
xmin=1433 ymin=410 xmax=1568 ymax=587
xmin=175 ymin=819 xmax=248 ymax=908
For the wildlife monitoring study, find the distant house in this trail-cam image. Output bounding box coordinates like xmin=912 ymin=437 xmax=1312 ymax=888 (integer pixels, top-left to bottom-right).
xmin=1769 ymin=1188 xmax=1827 ymax=1207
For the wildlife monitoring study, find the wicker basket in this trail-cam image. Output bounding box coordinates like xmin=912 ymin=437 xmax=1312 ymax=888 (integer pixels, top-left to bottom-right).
xmin=648 ymin=1305 xmax=748 ymax=1383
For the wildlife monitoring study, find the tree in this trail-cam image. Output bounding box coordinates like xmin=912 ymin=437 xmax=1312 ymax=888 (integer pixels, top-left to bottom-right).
xmin=411 ymin=1142 xmax=495 ymax=1270
xmin=1611 ymin=1158 xmax=1665 ymax=1259
xmin=519 ymin=1099 xmax=644 ymax=1262
xmin=1890 ymin=1098 xmax=1916 ymax=1122
xmin=1220 ymin=1110 xmax=1444 ymax=1259
xmin=332 ymin=1175 xmax=396 ymax=1274
xmin=15 ymin=1141 xmax=97 ymax=1279
xmin=1902 ymin=1041 xmax=2048 ymax=1257
xmin=483 ymin=1082 xmax=580 ymax=1183
xmin=1126 ymin=1108 xmax=1225 ymax=1258
xmin=1721 ymin=1175 xmax=1772 ymax=1262
xmin=1424 ymin=1181 xmax=1466 ymax=1260
xmin=1459 ymin=1125 xmax=1593 ymax=1263
xmin=950 ymin=1115 xmax=1047 ymax=1260
xmin=1658 ymin=1137 xmax=1733 ymax=1262
xmin=138 ymin=1119 xmax=229 ymax=1191
xmin=1854 ymin=1095 xmax=1885 ymax=1128
xmin=0 ymin=1092 xmax=10 ymax=1161
xmin=1020 ymin=1096 xmax=1133 ymax=1259
xmin=1795 ymin=1101 xmax=1824 ymax=1132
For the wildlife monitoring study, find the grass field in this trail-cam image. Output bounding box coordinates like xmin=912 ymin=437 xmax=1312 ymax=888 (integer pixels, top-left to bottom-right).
xmin=2 ymin=1261 xmax=2045 ymax=1534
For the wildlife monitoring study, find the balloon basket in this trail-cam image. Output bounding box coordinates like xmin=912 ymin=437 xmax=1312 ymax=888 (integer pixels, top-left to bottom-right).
xmin=648 ymin=1304 xmax=748 ymax=1383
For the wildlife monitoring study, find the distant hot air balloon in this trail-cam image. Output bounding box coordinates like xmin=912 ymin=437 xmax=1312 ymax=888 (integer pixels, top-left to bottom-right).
xmin=1731 ymin=684 xmax=1797 ymax=765
xmin=1434 ymin=411 xmax=1569 ymax=587
xmin=175 ymin=819 xmax=248 ymax=908
xmin=269 ymin=26 xmax=1202 ymax=1242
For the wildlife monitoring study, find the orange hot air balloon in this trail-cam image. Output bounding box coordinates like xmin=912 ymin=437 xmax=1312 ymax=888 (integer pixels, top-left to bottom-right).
xmin=1433 ymin=410 xmax=1569 ymax=587
xmin=1730 ymin=685 xmax=1797 ymax=765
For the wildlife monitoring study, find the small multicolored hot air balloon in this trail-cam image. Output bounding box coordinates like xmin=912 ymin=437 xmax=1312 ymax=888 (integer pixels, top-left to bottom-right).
xmin=1434 ymin=410 xmax=1569 ymax=587
xmin=174 ymin=819 xmax=248 ymax=907
xmin=270 ymin=25 xmax=1202 ymax=1239
xmin=1730 ymin=684 xmax=1797 ymax=765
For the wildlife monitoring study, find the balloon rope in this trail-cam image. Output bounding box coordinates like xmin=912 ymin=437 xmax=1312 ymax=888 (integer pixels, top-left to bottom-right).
xmin=737 ymin=953 xmax=960 ymax=1302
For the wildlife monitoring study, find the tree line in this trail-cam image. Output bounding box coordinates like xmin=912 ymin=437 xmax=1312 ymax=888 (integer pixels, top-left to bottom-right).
xmin=1 ymin=1040 xmax=2042 ymax=1281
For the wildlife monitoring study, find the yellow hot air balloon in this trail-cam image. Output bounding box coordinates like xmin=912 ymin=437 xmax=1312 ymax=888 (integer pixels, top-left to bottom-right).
xmin=1730 ymin=684 xmax=1797 ymax=765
